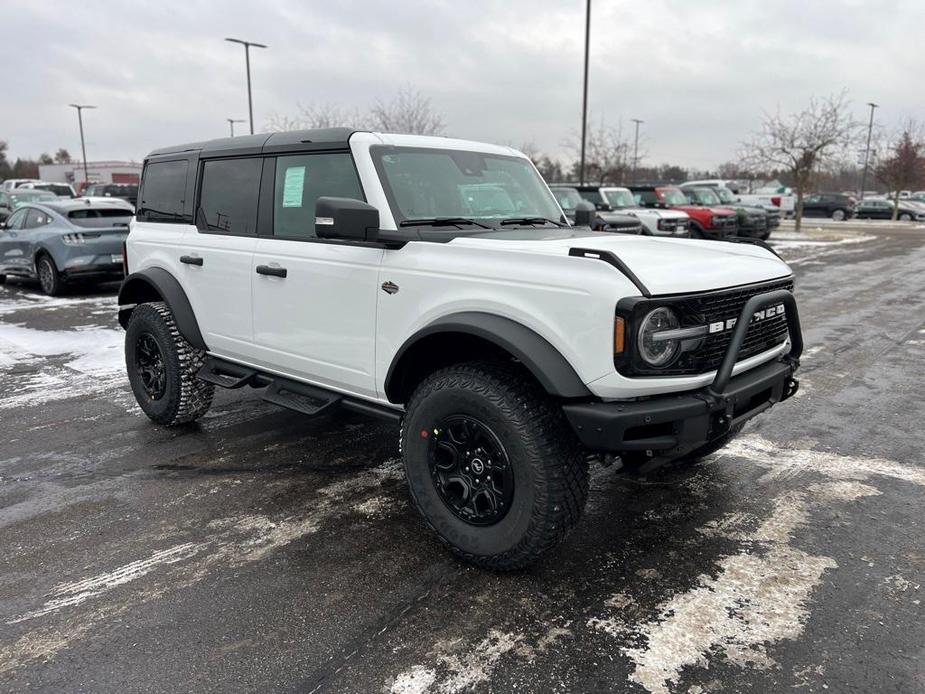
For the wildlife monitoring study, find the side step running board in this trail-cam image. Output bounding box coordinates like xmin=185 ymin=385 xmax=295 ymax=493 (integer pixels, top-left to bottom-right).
xmin=262 ymin=379 xmax=342 ymax=417
xmin=198 ymin=355 xmax=403 ymax=423
xmin=197 ymin=357 xmax=257 ymax=388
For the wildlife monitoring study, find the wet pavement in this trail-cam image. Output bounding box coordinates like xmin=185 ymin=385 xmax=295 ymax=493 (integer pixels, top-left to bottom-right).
xmin=0 ymin=225 xmax=923 ymax=693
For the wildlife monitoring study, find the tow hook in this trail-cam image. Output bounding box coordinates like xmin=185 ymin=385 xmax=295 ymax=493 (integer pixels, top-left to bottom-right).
xmin=783 ymin=377 xmax=800 ymax=400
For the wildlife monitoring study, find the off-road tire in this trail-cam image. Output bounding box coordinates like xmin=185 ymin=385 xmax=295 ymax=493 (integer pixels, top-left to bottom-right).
xmin=125 ymin=301 xmax=214 ymax=426
xmin=401 ymin=361 xmax=589 ymax=571
xmin=689 ymin=223 xmax=705 ymax=239
xmin=37 ymin=255 xmax=62 ymax=296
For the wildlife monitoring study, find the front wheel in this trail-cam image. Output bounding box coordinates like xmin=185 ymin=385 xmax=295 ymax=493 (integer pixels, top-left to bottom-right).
xmin=831 ymin=209 xmax=846 ymax=221
xmin=125 ymin=302 xmax=214 ymax=426
xmin=899 ymin=213 xmax=912 ymax=221
xmin=37 ymin=255 xmax=62 ymax=296
xmin=401 ymin=361 xmax=589 ymax=571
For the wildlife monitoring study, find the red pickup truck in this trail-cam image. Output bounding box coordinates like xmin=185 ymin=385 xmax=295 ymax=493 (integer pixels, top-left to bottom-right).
xmin=628 ymin=184 xmax=737 ymax=240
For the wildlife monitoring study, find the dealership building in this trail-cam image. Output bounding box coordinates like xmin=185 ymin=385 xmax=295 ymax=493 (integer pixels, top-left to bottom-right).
xmin=38 ymin=160 xmax=142 ymax=187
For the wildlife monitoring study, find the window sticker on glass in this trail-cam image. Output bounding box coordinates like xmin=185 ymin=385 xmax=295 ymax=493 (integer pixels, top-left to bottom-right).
xmin=282 ymin=166 xmax=306 ymax=208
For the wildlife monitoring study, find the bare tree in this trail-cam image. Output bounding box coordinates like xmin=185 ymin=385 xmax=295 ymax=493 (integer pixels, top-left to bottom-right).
xmin=54 ymin=148 xmax=72 ymax=164
xmin=265 ymin=103 xmax=366 ymax=132
xmin=565 ymin=116 xmax=632 ymax=184
xmin=368 ymin=86 xmax=445 ymax=135
xmin=741 ymin=92 xmax=859 ymax=231
xmin=876 ymin=122 xmax=925 ymax=219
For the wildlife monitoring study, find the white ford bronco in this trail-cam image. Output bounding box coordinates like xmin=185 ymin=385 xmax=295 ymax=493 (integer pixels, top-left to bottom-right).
xmin=119 ymin=129 xmax=802 ymax=570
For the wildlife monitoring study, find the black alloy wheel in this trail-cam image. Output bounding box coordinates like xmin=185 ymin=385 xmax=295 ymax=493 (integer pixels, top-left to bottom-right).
xmin=135 ymin=332 xmax=167 ymax=400
xmin=428 ymin=415 xmax=514 ymax=526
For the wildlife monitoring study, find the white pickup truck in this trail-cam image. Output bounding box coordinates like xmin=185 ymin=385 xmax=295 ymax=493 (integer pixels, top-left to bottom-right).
xmin=119 ymin=129 xmax=803 ymax=569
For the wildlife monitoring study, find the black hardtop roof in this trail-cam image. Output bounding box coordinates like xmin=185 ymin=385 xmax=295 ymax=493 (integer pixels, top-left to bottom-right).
xmin=146 ymin=127 xmax=358 ymax=159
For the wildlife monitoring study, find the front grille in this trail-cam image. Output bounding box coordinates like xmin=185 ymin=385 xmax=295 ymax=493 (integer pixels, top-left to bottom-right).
xmin=714 ymin=215 xmax=737 ymax=228
xmin=628 ymin=278 xmax=794 ymax=376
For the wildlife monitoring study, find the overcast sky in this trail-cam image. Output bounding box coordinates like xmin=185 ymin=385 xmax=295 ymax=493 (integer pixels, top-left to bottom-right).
xmin=3 ymin=0 xmax=922 ymax=169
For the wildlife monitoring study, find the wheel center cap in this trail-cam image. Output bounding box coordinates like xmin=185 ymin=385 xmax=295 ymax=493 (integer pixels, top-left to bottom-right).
xmin=470 ymin=458 xmax=485 ymax=475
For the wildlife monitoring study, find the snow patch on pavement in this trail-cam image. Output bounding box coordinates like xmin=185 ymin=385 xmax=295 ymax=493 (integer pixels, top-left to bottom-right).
xmin=0 ymin=323 xmax=126 ymax=409
xmin=390 ymin=630 xmax=521 ymax=694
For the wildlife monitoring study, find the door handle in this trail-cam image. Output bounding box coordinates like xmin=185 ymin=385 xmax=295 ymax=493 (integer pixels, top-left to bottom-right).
xmin=256 ymin=264 xmax=287 ymax=278
xmin=180 ymin=255 xmax=203 ymax=266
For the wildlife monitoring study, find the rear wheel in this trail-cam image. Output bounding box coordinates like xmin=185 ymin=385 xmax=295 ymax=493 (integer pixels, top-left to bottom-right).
xmin=899 ymin=212 xmax=912 ymax=221
xmin=831 ymin=208 xmax=846 ymax=221
xmin=401 ymin=361 xmax=589 ymax=571
xmin=125 ymin=302 xmax=214 ymax=426
xmin=36 ymin=255 xmax=62 ymax=296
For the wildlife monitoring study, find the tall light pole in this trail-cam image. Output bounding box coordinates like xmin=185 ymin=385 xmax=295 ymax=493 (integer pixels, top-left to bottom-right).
xmin=859 ymin=102 xmax=878 ymax=200
xmin=631 ymin=118 xmax=644 ymax=183
xmin=578 ymin=0 xmax=591 ymax=185
xmin=68 ymin=104 xmax=96 ymax=185
xmin=226 ymin=118 xmax=246 ymax=137
xmin=225 ymin=37 xmax=267 ymax=135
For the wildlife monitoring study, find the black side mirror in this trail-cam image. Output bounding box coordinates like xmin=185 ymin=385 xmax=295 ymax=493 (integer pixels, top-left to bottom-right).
xmin=573 ymin=200 xmax=596 ymax=227
xmin=315 ymin=197 xmax=379 ymax=241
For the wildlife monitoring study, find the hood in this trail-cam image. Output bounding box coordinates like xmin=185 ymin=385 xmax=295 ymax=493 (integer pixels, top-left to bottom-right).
xmin=451 ymin=231 xmax=791 ymax=296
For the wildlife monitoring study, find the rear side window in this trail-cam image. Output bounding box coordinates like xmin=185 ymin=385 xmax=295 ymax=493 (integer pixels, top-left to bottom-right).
xmin=139 ymin=160 xmax=189 ymax=222
xmin=68 ymin=209 xmax=133 ymax=228
xmin=273 ymin=153 xmax=363 ymax=239
xmin=24 ymin=208 xmax=54 ymax=228
xmin=198 ymin=158 xmax=262 ymax=235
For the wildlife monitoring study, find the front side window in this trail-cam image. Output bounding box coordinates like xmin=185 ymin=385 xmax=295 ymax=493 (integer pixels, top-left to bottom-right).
xmin=603 ymin=189 xmax=636 ymax=208
xmin=139 ymin=160 xmax=189 ymax=222
xmin=274 ymin=153 xmax=363 ymax=239
xmin=6 ymin=209 xmax=28 ymax=229
xmin=659 ymin=188 xmax=689 ymax=205
xmin=198 ymin=158 xmax=262 ymax=235
xmin=686 ymin=189 xmax=721 ymax=205
xmin=371 ymin=146 xmax=564 ymax=225
xmin=550 ymin=188 xmax=583 ymax=211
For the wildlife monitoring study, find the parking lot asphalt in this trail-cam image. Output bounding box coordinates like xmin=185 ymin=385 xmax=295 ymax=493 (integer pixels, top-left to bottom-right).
xmin=1 ymin=225 xmax=923 ymax=694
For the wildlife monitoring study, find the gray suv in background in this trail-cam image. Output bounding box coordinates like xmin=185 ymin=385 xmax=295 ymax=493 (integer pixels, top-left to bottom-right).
xmin=0 ymin=199 xmax=131 ymax=295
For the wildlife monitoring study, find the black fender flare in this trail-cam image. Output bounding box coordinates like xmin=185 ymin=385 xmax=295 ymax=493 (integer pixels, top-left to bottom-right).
xmin=117 ymin=267 xmax=207 ymax=350
xmin=385 ymin=312 xmax=591 ymax=401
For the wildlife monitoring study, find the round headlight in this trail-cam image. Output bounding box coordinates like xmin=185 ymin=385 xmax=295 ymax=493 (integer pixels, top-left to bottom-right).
xmin=637 ymin=307 xmax=681 ymax=366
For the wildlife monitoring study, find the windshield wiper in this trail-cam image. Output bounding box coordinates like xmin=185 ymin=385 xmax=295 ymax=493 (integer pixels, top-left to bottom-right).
xmin=399 ymin=217 xmax=492 ymax=229
xmin=498 ymin=217 xmax=565 ymax=227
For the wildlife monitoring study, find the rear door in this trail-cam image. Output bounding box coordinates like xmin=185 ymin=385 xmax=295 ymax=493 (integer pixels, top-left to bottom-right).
xmin=249 ymin=152 xmax=383 ymax=399
xmin=180 ymin=157 xmax=261 ymax=361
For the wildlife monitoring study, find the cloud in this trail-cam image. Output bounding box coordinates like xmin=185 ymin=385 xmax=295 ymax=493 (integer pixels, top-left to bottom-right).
xmin=2 ymin=0 xmax=922 ymax=169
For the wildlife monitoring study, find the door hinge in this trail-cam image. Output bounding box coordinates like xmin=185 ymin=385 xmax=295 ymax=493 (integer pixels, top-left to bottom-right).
xmin=381 ymin=281 xmax=399 ymax=295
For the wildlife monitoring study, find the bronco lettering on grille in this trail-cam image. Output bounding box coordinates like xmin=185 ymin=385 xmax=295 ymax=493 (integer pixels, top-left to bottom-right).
xmin=708 ymin=304 xmax=785 ymax=334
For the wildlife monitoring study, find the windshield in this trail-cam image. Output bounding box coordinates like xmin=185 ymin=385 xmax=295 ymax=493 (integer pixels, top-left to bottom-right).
xmin=36 ymin=184 xmax=73 ymax=197
xmin=659 ymin=188 xmax=689 ymax=205
xmin=685 ymin=188 xmax=722 ymax=205
xmin=371 ymin=146 xmax=564 ymax=225
xmin=10 ymin=191 xmax=56 ymax=207
xmin=602 ymin=189 xmax=636 ymax=209
xmin=68 ymin=208 xmax=133 ymax=228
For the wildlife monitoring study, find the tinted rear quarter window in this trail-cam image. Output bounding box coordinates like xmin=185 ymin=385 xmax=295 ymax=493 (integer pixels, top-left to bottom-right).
xmin=273 ymin=153 xmax=363 ymax=238
xmin=198 ymin=158 xmax=262 ymax=235
xmin=139 ymin=160 xmax=189 ymax=222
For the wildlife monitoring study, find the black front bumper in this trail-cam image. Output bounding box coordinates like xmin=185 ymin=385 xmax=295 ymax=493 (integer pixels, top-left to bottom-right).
xmin=563 ymin=289 xmax=802 ymax=456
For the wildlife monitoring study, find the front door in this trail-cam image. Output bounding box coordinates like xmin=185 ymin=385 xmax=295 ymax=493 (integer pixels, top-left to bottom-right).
xmin=249 ymin=152 xmax=383 ymax=400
